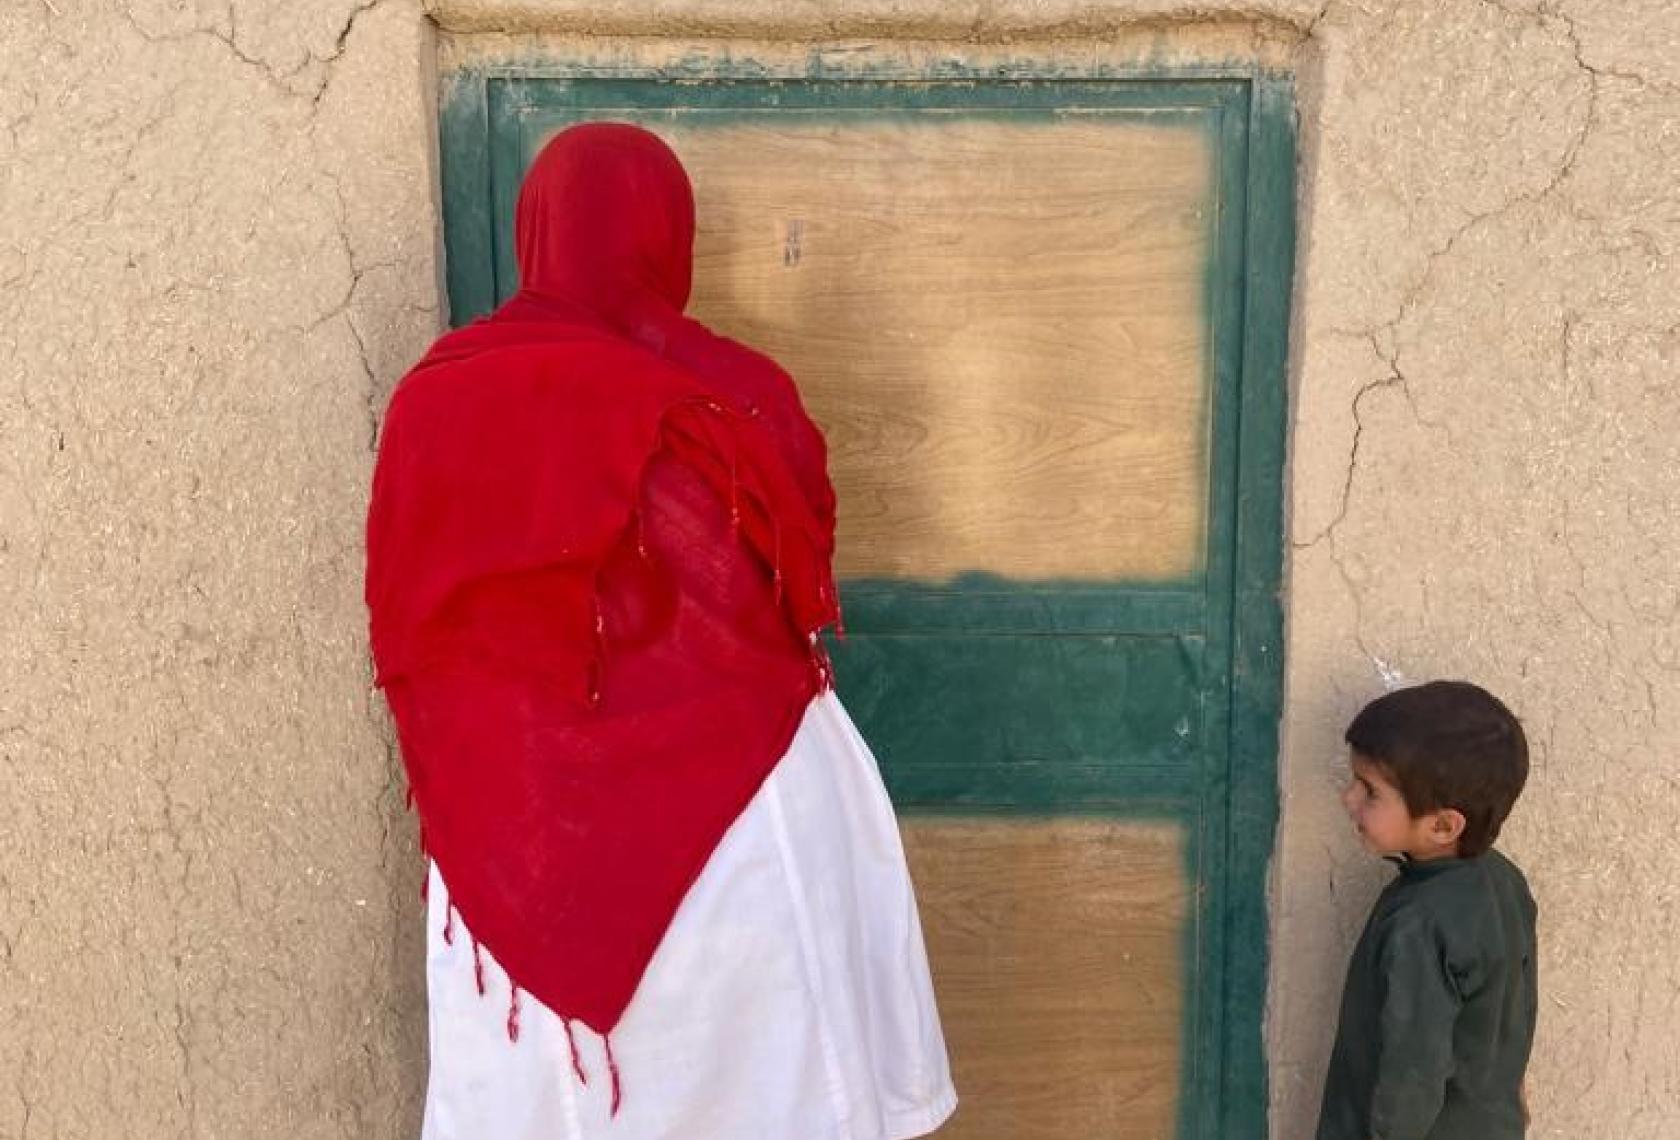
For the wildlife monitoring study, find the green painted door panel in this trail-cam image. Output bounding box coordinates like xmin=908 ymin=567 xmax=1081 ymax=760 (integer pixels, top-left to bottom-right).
xmin=836 ymin=633 xmax=1204 ymax=809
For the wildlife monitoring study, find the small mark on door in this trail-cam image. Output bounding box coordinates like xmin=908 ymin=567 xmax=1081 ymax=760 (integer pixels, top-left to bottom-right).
xmin=782 ymin=218 xmax=805 ymax=268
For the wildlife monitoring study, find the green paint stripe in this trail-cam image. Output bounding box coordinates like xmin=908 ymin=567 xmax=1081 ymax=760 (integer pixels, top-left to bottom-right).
xmin=836 ymin=581 xmax=1206 ymax=636
xmin=487 ymin=81 xmax=529 ymax=308
xmin=884 ymin=763 xmax=1199 ymax=812
xmin=1218 ymin=76 xmax=1295 ymax=1140
xmin=451 ymin=51 xmax=1286 ymax=85
xmin=493 ymin=75 xmax=1247 ymax=113
xmin=1174 ymin=84 xmax=1254 ymax=1140
xmin=831 ymin=631 xmax=1207 ymax=804
xmin=438 ymin=73 xmax=494 ymax=325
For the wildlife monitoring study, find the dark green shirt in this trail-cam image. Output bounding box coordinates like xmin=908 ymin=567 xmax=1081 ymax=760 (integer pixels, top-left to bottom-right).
xmin=1316 ymin=849 xmax=1537 ymax=1140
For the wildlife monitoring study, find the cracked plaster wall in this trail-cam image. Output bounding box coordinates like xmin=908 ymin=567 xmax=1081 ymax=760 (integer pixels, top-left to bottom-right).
xmin=2 ymin=1 xmax=1676 ymax=1138
xmin=1 ymin=0 xmax=439 ymax=1137
xmin=1279 ymin=4 xmax=1680 ymax=1139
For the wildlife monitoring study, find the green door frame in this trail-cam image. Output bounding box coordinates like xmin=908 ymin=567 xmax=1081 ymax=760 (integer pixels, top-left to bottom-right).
xmin=437 ymin=59 xmax=1293 ymax=1140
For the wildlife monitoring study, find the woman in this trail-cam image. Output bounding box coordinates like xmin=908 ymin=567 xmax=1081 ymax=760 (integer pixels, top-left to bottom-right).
xmin=366 ymin=123 xmax=955 ymax=1140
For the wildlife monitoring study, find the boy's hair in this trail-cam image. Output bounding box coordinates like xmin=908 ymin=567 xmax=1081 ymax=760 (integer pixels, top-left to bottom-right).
xmin=1345 ymin=680 xmax=1529 ymax=857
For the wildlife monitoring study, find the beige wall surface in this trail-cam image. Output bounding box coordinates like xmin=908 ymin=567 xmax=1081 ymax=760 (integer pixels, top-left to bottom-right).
xmin=0 ymin=2 xmax=440 ymax=1137
xmin=3 ymin=2 xmax=1676 ymax=1139
xmin=1276 ymin=5 xmax=1680 ymax=1139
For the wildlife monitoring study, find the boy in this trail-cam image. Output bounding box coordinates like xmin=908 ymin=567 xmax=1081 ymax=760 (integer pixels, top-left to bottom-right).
xmin=1317 ymin=680 xmax=1537 ymax=1140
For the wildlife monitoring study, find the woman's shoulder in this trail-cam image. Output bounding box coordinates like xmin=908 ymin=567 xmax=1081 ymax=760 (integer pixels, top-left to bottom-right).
xmin=395 ymin=320 xmax=687 ymax=406
xmin=671 ymin=319 xmax=796 ymax=386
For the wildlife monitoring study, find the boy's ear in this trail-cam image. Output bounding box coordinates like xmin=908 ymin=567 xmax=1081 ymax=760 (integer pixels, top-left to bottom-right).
xmin=1429 ymin=807 xmax=1467 ymax=849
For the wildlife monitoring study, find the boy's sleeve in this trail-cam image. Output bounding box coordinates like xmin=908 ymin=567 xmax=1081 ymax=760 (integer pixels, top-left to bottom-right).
xmin=1368 ymin=911 xmax=1464 ymax=1140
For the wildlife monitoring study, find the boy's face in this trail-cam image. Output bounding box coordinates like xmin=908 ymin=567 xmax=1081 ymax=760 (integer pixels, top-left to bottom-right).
xmin=1340 ymin=753 xmax=1461 ymax=859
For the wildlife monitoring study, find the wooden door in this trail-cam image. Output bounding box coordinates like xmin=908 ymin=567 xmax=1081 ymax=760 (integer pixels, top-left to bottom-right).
xmin=441 ymin=70 xmax=1293 ymax=1139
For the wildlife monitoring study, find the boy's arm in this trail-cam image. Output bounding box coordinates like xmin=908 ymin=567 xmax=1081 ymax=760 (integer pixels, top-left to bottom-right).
xmin=1368 ymin=912 xmax=1463 ymax=1140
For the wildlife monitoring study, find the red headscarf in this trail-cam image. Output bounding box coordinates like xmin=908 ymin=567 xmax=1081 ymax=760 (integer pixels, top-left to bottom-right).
xmin=366 ymin=123 xmax=840 ymax=1038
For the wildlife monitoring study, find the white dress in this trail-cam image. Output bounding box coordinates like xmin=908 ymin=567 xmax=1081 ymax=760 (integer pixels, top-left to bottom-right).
xmin=419 ymin=691 xmax=958 ymax=1140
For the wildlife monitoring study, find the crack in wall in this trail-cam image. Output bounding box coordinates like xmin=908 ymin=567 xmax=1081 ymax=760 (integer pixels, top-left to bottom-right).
xmin=1300 ymin=0 xmax=1609 ymax=671
xmin=1292 ymin=369 xmax=1398 ymax=551
xmin=120 ymin=0 xmax=391 ymax=103
xmin=1302 ymin=0 xmax=1332 ymax=41
xmin=1323 ymin=525 xmax=1382 ymax=674
xmin=306 ymin=168 xmax=405 ymax=454
xmin=1545 ymin=1 xmax=1679 ymax=93
xmin=345 ymin=311 xmax=384 ymax=457
xmin=1328 ymin=1 xmax=1601 ymax=354
xmin=1294 ymin=330 xmax=1443 ymax=555
xmin=311 ymin=0 xmax=390 ymax=106
xmin=86 ymin=83 xmax=190 ymax=229
xmin=119 ymin=5 xmax=295 ymax=101
xmin=6 ymin=6 xmax=424 ymax=1132
xmin=170 ymin=986 xmax=200 ymax=1138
